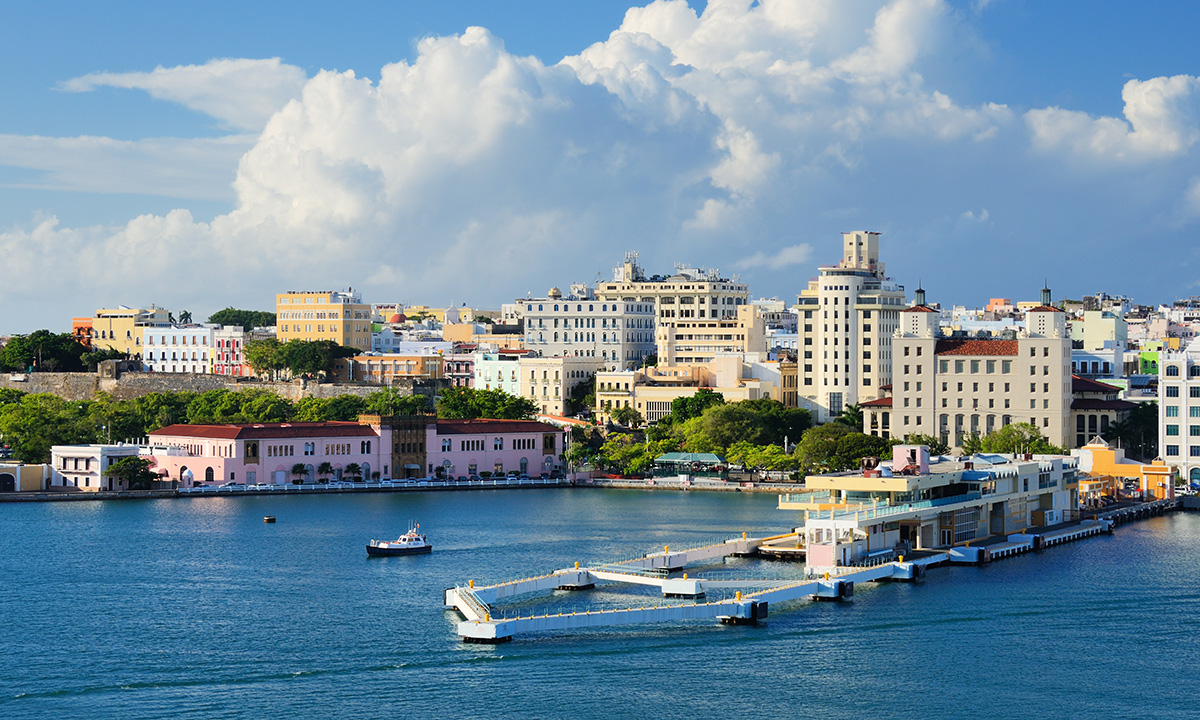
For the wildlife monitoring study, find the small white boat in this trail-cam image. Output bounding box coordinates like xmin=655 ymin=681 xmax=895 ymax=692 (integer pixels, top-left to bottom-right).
xmin=366 ymin=522 xmax=432 ymax=557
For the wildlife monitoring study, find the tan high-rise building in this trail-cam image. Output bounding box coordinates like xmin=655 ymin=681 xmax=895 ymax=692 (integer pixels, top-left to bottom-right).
xmin=795 ymin=232 xmax=907 ymax=423
xmin=275 ymin=290 xmax=372 ymax=350
xmin=655 ymin=305 xmax=765 ymax=365
xmin=886 ymin=294 xmax=1072 ymax=449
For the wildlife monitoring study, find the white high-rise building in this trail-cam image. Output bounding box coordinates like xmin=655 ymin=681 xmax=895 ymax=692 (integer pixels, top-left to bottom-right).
xmin=594 ymin=252 xmax=749 ymax=324
xmin=1158 ymin=337 xmax=1200 ymax=482
xmin=795 ymin=232 xmax=907 ymax=423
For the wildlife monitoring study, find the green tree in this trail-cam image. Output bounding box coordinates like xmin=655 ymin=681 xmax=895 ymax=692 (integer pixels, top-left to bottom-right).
xmin=1 ymin=331 xmax=88 ymax=372
xmin=834 ymin=403 xmax=864 ymax=431
xmin=794 ymin=423 xmax=854 ymax=474
xmin=317 ymin=461 xmax=334 ymax=484
xmin=904 ymin=433 xmax=950 ymax=456
xmin=435 ymin=387 xmax=537 ymax=420
xmin=81 ymin=348 xmax=131 ymax=371
xmin=291 ymin=463 xmax=308 ymax=484
xmin=976 ymin=423 xmax=1065 ymax=455
xmin=567 ymin=376 xmax=595 ymax=416
xmin=178 ymin=310 xmax=192 ymax=325
xmin=668 ymin=388 xmax=725 ymax=423
xmin=611 ymin=406 xmax=644 ymax=427
xmin=364 ymin=388 xmax=432 ymax=415
xmin=1103 ymin=402 xmax=1157 ymax=460
xmin=185 ymin=389 xmax=295 ymax=424
xmin=294 ymin=395 xmax=368 ymax=422
xmin=0 ymin=394 xmax=95 ymax=463
xmin=960 ymin=432 xmax=984 ymax=455
xmin=0 ymin=388 xmax=27 ymax=405
xmin=344 ymin=462 xmax=362 ymax=482
xmin=245 ymin=338 xmax=288 ymax=380
xmin=208 ymin=308 xmax=277 ymax=331
xmin=103 ymin=456 xmax=160 ymax=491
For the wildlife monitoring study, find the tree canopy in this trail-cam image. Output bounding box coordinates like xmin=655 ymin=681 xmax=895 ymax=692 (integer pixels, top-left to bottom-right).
xmin=668 ymin=388 xmax=725 ymax=423
xmin=207 ymin=308 xmax=277 ymax=331
xmin=103 ymin=456 xmax=159 ymax=490
xmin=1 ymin=331 xmax=89 ymax=372
xmin=0 ymin=386 xmax=433 ymax=463
xmin=962 ymin=423 xmax=1066 ymax=455
xmin=244 ymin=338 xmax=357 ymax=380
xmin=435 ymin=387 xmax=537 ymax=420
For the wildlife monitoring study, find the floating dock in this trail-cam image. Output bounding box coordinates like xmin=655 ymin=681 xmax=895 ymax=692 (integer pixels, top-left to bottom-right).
xmin=447 ymin=499 xmax=1182 ymax=643
xmin=445 ymin=534 xmax=946 ymax=643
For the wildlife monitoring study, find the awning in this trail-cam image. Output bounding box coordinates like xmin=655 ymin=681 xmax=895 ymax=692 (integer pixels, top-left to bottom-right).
xmin=404 ymin=463 xmax=421 ymax=469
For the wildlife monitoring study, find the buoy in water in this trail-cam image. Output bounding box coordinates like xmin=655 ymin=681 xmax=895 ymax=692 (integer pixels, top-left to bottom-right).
xmin=264 ymin=516 xmax=276 ymax=523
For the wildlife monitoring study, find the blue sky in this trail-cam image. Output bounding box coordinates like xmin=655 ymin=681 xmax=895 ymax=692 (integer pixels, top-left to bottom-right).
xmin=3 ymin=0 xmax=1200 ymax=332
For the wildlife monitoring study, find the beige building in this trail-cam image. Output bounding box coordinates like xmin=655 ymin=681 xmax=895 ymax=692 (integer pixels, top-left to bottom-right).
xmin=442 ymin=323 xmax=526 ymax=350
xmin=332 ymin=353 xmax=445 ymax=383
xmin=276 ymin=290 xmax=372 ymax=350
xmin=656 ymin=305 xmax=765 ymax=364
xmin=90 ymin=306 xmax=172 ymax=355
xmin=519 ymin=355 xmax=603 ymax=417
xmin=795 ymin=232 xmax=907 ymax=423
xmin=873 ymin=291 xmax=1071 ymax=449
xmin=595 ymin=355 xmax=785 ymax=423
xmin=594 ymin=252 xmax=749 ymax=324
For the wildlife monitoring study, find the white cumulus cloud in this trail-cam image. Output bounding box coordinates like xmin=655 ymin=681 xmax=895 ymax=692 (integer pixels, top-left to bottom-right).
xmin=735 ymin=243 xmax=814 ymax=270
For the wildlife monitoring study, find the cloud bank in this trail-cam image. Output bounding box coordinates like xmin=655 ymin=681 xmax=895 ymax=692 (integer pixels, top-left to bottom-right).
xmin=4 ymin=0 xmax=1200 ymax=330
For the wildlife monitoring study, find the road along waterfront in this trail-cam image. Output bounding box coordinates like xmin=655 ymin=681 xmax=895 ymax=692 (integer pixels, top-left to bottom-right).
xmin=2 ymin=488 xmax=1197 ymax=719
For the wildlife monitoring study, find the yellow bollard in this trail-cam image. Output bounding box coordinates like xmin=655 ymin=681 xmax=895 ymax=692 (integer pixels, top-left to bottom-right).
xmin=484 ymin=613 xmax=490 ymax=621
xmin=683 ymin=572 xmax=688 ymax=579
xmin=824 ymin=572 xmax=829 ymax=580
xmin=898 ymin=555 xmax=904 ymax=563
xmin=468 ymin=579 xmax=474 ymax=588
xmin=665 ymin=545 xmax=670 ymax=554
xmin=736 ymin=591 xmax=742 ymax=601
xmin=575 ymin=561 xmax=580 ymax=569
xmin=742 ymin=531 xmax=747 ymax=539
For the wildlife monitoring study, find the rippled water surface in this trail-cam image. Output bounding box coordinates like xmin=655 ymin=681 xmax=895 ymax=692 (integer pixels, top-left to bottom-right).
xmin=2 ymin=489 xmax=1197 ymax=719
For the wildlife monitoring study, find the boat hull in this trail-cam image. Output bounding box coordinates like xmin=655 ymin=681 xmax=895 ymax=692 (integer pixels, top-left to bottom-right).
xmin=366 ymin=544 xmax=433 ymax=557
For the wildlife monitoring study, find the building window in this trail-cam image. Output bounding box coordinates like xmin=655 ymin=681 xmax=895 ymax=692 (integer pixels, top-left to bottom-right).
xmin=1166 ymin=386 xmax=1180 ymax=397
xmin=1167 ymin=445 xmax=1179 ymax=456
xmin=1167 ymin=425 xmax=1179 ymax=436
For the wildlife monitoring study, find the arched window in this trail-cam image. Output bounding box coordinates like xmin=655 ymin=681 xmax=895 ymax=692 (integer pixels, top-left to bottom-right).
xmin=205 ymin=467 xmax=214 ymax=483
xmin=1167 ymin=365 xmax=1181 ymax=377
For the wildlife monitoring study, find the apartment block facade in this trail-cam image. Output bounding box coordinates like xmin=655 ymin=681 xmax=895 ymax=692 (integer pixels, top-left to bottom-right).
xmin=276 ymin=290 xmax=372 ymax=350
xmin=520 ymin=283 xmax=656 ymax=370
xmin=594 ymin=252 xmax=749 ymax=324
xmin=795 ymin=232 xmax=906 ymax=423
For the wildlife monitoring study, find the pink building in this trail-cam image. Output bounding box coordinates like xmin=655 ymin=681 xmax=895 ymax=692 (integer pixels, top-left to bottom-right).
xmin=148 ymin=421 xmax=392 ymax=486
xmin=426 ymin=419 xmax=566 ymax=478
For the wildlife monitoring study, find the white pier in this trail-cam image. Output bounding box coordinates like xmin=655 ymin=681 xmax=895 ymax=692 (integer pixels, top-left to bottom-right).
xmin=446 ymin=534 xmax=949 ymax=643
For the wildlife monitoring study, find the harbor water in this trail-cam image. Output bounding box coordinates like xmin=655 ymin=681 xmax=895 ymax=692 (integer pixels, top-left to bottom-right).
xmin=2 ymin=488 xmax=1198 ymax=719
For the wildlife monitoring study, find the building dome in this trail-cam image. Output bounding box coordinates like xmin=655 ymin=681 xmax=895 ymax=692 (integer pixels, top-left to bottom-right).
xmin=389 ymin=313 xmax=407 ymax=324
xmin=548 ymin=287 xmax=563 ymax=299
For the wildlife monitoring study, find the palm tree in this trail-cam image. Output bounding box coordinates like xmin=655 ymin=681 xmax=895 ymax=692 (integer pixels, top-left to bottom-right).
xmin=344 ymin=463 xmax=362 ymax=482
xmin=291 ymin=463 xmax=308 ymax=485
xmin=317 ymin=461 xmax=334 ymax=484
xmin=835 ymin=403 xmax=864 ymax=431
xmin=371 ymin=471 xmax=381 ymax=481
xmin=178 ymin=310 xmax=192 ymax=325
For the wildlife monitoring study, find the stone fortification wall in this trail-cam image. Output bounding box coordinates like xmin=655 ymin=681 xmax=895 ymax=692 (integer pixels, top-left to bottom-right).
xmin=0 ymin=371 xmax=447 ymax=402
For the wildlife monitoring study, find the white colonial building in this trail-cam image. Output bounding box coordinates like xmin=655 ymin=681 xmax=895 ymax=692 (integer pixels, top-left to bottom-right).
xmin=142 ymin=325 xmax=216 ymax=374
xmin=521 ymin=283 xmax=656 ymax=371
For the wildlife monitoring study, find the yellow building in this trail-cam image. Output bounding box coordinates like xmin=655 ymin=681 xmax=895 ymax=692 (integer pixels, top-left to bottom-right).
xmin=0 ymin=462 xmax=50 ymax=492
xmin=655 ymin=305 xmax=765 ymax=364
xmin=90 ymin=306 xmax=171 ymax=355
xmin=276 ymin=290 xmax=372 ymax=351
xmin=1076 ymin=438 xmax=1174 ymax=502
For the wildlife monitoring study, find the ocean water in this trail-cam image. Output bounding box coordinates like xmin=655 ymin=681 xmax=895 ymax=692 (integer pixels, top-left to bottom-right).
xmin=1 ymin=489 xmax=1197 ymax=719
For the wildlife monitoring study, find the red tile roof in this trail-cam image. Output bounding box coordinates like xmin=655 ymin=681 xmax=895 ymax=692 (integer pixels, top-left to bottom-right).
xmin=150 ymin=422 xmax=378 ymax=440
xmin=436 ymin=419 xmax=561 ymax=435
xmin=859 ymin=397 xmax=893 ymax=407
xmin=902 ymin=305 xmax=938 ymax=313
xmin=1072 ymin=375 xmax=1121 ymax=395
xmin=934 ymin=339 xmax=1019 ymax=356
xmin=1025 ymin=305 xmax=1064 ymax=313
